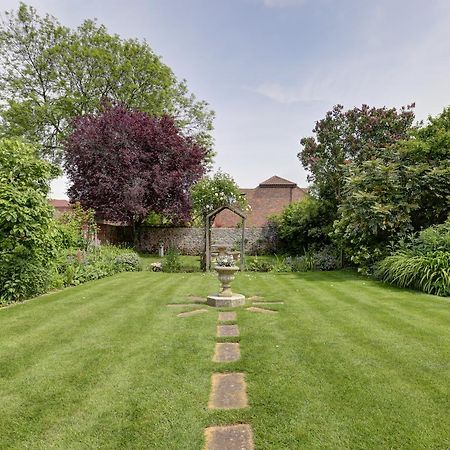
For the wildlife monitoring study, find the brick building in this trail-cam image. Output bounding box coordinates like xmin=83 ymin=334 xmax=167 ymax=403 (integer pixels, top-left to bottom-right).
xmin=49 ymin=199 xmax=72 ymax=217
xmin=214 ymin=175 xmax=308 ymax=227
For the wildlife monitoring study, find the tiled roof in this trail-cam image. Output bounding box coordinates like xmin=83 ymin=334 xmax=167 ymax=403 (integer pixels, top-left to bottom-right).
xmin=49 ymin=199 xmax=71 ymax=207
xmin=258 ymin=175 xmax=297 ymax=187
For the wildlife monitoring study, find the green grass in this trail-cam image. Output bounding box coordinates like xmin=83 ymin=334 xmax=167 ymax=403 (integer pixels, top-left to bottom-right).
xmin=0 ymin=271 xmax=449 ymax=449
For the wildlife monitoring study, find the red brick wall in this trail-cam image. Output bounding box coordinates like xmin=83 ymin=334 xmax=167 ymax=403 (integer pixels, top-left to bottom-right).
xmin=214 ymin=186 xmax=307 ymax=227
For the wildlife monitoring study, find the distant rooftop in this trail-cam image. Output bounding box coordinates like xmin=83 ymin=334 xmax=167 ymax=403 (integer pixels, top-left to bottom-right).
xmin=258 ymin=175 xmax=297 ymax=187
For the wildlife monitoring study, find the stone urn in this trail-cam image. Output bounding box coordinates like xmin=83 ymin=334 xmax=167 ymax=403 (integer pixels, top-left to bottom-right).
xmin=229 ymin=251 xmax=241 ymax=263
xmin=207 ymin=256 xmax=245 ymax=307
xmin=216 ymin=265 xmax=240 ymax=297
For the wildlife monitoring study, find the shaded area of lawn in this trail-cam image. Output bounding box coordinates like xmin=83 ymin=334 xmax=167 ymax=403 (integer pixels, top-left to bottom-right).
xmin=0 ymin=271 xmax=449 ymax=449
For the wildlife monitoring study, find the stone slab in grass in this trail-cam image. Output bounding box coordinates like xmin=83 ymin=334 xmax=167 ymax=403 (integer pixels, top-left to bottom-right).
xmin=213 ymin=343 xmax=240 ymax=362
xmin=247 ymin=295 xmax=263 ymax=301
xmin=204 ymin=424 xmax=254 ymax=450
xmin=217 ymin=324 xmax=239 ymax=337
xmin=167 ymin=303 xmax=205 ymax=308
xmin=253 ymin=301 xmax=284 ymax=305
xmin=218 ymin=312 xmax=236 ymax=322
xmin=177 ymin=309 xmax=208 ymax=318
xmin=186 ymin=295 xmax=207 ymax=303
xmin=208 ymin=373 xmax=248 ymax=409
xmin=246 ymin=306 xmax=278 ymax=314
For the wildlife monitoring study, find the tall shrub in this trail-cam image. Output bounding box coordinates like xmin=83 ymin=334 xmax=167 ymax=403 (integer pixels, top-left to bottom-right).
xmin=0 ymin=138 xmax=59 ymax=303
xmin=273 ymin=197 xmax=334 ymax=254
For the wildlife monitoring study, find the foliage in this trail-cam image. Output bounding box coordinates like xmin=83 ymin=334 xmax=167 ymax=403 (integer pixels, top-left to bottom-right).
xmin=0 ymin=138 xmax=59 ymax=304
xmin=273 ymin=197 xmax=334 ymax=254
xmin=54 ymin=246 xmax=142 ymax=287
xmin=247 ymin=256 xmax=273 ymax=272
xmin=215 ymin=254 xmax=235 ymax=267
xmin=333 ymin=159 xmax=416 ymax=271
xmin=333 ymin=107 xmax=450 ymax=271
xmin=375 ymin=217 xmax=450 ymax=296
xmin=162 ymin=248 xmax=182 ymax=273
xmin=114 ymin=252 xmax=142 ymax=272
xmin=247 ymin=248 xmax=337 ymax=272
xmin=376 ymin=251 xmax=450 ymax=297
xmin=190 ymin=171 xmax=247 ymax=225
xmin=0 ymin=3 xmax=214 ymax=163
xmin=298 ymin=103 xmax=415 ymax=208
xmin=64 ymin=104 xmax=207 ymax=235
xmin=395 ymin=107 xmax=450 ymax=229
xmin=56 ymin=202 xmax=96 ymax=249
xmin=286 ymin=254 xmax=315 ymax=272
xmin=313 ymin=246 xmax=339 ymax=271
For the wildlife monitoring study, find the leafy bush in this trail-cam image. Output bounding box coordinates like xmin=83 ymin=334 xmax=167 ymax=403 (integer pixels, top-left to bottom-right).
xmin=0 ymin=257 xmax=54 ymax=304
xmin=162 ymin=248 xmax=182 ymax=273
xmin=314 ymin=246 xmax=339 ymax=271
xmin=376 ymin=251 xmax=450 ymax=296
xmin=56 ymin=203 xmax=97 ymax=250
xmin=114 ymin=252 xmax=141 ymax=272
xmin=286 ymin=254 xmax=315 ymax=272
xmin=0 ymin=138 xmax=60 ymax=304
xmin=376 ymin=218 xmax=450 ymax=296
xmin=273 ymin=197 xmax=334 ymax=255
xmin=247 ymin=257 xmax=273 ymax=272
xmin=54 ymin=246 xmax=142 ymax=287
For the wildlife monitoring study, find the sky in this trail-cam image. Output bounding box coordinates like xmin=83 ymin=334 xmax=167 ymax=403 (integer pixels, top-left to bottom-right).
xmin=2 ymin=0 xmax=450 ymax=198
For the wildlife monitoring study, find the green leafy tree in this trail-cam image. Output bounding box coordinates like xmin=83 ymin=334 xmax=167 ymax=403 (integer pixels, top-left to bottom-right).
xmin=332 ymin=159 xmax=416 ymax=271
xmin=333 ymin=106 xmax=450 ymax=271
xmin=299 ymin=104 xmax=415 ymax=210
xmin=272 ymin=197 xmax=334 ymax=254
xmin=0 ymin=3 xmax=214 ymax=163
xmin=0 ymin=138 xmax=60 ymax=303
xmin=190 ymin=171 xmax=247 ymax=225
xmin=397 ymin=107 xmax=450 ymax=229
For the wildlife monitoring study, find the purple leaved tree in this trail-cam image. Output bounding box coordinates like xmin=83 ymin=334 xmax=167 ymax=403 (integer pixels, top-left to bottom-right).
xmin=64 ymin=104 xmax=207 ymax=243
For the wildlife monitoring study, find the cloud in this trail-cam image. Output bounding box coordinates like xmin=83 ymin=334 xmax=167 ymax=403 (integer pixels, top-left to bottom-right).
xmin=262 ymin=0 xmax=307 ymax=7
xmin=245 ymin=75 xmax=330 ymax=104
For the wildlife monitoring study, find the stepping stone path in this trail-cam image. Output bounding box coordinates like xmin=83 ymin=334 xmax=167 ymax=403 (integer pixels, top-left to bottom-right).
xmin=208 ymin=373 xmax=248 ymax=409
xmin=253 ymin=301 xmax=284 ymax=305
xmin=204 ymin=424 xmax=254 ymax=450
xmin=213 ymin=343 xmax=240 ymax=362
xmin=177 ymin=293 xmax=283 ymax=447
xmin=176 ymin=309 xmax=208 ymax=318
xmin=246 ymin=306 xmax=278 ymax=314
xmin=217 ymin=324 xmax=239 ymax=337
xmin=218 ymin=311 xmax=236 ymax=322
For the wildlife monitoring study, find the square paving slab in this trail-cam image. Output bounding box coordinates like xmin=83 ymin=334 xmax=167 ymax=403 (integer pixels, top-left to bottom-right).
xmin=213 ymin=343 xmax=240 ymax=362
xmin=177 ymin=309 xmax=208 ymax=317
xmin=208 ymin=373 xmax=248 ymax=409
xmin=218 ymin=312 xmax=236 ymax=322
xmin=246 ymin=306 xmax=278 ymax=314
xmin=204 ymin=424 xmax=254 ymax=450
xmin=217 ymin=324 xmax=239 ymax=337
xmin=167 ymin=303 xmax=202 ymax=308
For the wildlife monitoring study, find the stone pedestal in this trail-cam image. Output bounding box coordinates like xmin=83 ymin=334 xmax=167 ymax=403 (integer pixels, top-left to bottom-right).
xmin=207 ymin=294 xmax=245 ymax=308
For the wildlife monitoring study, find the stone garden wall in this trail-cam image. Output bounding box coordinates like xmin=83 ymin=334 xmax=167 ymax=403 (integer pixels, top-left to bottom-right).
xmin=137 ymin=226 xmax=273 ymax=255
xmin=98 ymin=224 xmax=276 ymax=255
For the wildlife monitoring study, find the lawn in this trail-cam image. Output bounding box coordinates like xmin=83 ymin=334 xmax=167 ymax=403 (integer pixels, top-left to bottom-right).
xmin=0 ymin=271 xmax=449 ymax=449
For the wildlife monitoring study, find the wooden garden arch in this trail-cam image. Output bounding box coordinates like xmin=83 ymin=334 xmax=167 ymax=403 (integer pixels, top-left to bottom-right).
xmin=205 ymin=205 xmax=247 ymax=272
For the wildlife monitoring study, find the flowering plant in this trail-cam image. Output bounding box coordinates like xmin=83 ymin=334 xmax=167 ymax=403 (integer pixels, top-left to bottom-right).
xmin=216 ymin=254 xmax=235 ymax=267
